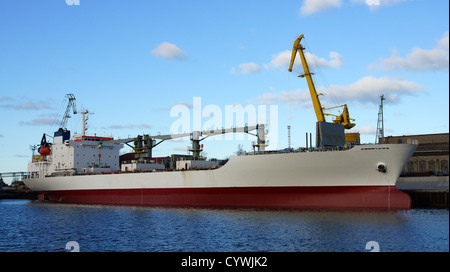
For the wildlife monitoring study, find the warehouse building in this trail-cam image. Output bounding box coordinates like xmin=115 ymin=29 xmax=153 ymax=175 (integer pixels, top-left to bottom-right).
xmin=382 ymin=133 xmax=449 ymax=175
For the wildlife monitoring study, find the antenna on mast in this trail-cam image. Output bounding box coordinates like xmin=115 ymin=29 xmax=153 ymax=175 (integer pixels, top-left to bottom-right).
xmin=287 ymin=125 xmax=291 ymax=149
xmin=375 ymin=95 xmax=385 ymax=144
xmin=80 ymin=107 xmax=92 ymax=136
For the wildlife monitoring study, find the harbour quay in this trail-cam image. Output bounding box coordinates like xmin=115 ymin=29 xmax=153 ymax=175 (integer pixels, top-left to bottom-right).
xmin=0 ymin=176 xmax=38 ymax=200
xmin=397 ymin=175 xmax=449 ymax=208
xmin=386 ymin=133 xmax=449 ymax=208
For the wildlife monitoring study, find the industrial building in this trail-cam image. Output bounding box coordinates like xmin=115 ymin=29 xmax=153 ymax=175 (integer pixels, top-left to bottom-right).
xmin=383 ymin=133 xmax=449 ymax=175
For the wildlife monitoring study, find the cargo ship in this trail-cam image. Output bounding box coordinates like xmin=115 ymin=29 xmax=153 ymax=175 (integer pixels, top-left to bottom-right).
xmin=23 ymin=35 xmax=418 ymax=209
xmin=23 ymin=96 xmax=417 ymax=209
xmin=24 ymin=131 xmax=416 ymax=209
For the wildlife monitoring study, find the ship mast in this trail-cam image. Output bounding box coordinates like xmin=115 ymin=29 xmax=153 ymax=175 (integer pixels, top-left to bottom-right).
xmin=375 ymin=95 xmax=385 ymax=144
xmin=80 ymin=108 xmax=91 ymax=136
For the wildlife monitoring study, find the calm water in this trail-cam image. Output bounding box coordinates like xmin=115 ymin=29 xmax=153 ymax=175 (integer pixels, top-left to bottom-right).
xmin=0 ymin=199 xmax=448 ymax=252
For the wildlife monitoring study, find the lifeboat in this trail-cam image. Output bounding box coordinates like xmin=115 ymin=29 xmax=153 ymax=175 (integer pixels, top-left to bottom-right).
xmin=38 ymin=146 xmax=51 ymax=156
xmin=38 ymin=133 xmax=52 ymax=155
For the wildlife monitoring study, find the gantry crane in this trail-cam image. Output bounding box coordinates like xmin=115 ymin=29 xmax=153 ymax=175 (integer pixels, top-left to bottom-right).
xmin=288 ymin=34 xmax=355 ymax=129
xmin=116 ymin=125 xmax=266 ymax=161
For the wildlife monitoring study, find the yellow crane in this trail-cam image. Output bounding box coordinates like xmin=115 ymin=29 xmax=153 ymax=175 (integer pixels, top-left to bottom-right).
xmin=288 ymin=34 xmax=355 ymax=130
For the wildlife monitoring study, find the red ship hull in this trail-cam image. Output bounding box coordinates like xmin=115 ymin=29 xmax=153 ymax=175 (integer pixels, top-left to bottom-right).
xmin=38 ymin=185 xmax=411 ymax=209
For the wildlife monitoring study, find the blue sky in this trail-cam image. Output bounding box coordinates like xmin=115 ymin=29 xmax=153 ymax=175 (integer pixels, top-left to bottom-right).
xmin=0 ymin=0 xmax=448 ymax=174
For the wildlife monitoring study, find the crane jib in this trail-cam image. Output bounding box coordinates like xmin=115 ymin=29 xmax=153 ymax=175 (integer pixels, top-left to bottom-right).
xmin=287 ymin=34 xmax=355 ymax=130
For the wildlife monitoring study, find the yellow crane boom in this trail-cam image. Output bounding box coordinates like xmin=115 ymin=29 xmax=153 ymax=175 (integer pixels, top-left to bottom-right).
xmin=288 ymin=34 xmax=325 ymax=123
xmin=288 ymin=34 xmax=355 ymax=129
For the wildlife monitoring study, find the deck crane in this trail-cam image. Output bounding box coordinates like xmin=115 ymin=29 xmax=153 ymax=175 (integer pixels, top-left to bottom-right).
xmin=60 ymin=93 xmax=77 ymax=130
xmin=288 ymin=34 xmax=355 ymax=130
xmin=38 ymin=94 xmax=77 ymax=155
xmin=116 ymin=125 xmax=266 ymax=161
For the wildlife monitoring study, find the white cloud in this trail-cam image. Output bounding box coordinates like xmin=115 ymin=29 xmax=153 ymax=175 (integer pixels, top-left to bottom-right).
xmin=255 ymin=75 xmax=425 ymax=109
xmin=370 ymin=32 xmax=449 ymax=72
xmin=0 ymin=96 xmax=13 ymax=102
xmin=256 ymin=88 xmax=312 ymax=109
xmin=173 ymin=146 xmax=190 ymax=152
xmin=232 ymin=47 xmax=343 ymax=76
xmin=348 ymin=125 xmax=394 ymax=135
xmin=269 ymin=50 xmax=344 ymax=70
xmin=270 ymin=50 xmax=292 ymax=68
xmin=438 ymin=31 xmax=449 ymax=49
xmin=348 ymin=125 xmax=377 ymax=135
xmin=306 ymin=51 xmax=344 ymax=68
xmin=0 ymin=99 xmax=53 ymax=110
xmin=300 ymin=0 xmax=342 ymax=16
xmin=300 ymin=0 xmax=408 ymax=15
xmin=351 ymin=0 xmax=408 ymax=11
xmin=19 ymin=118 xmax=58 ymax=126
xmin=327 ymin=75 xmax=425 ymax=103
xmin=151 ymin=42 xmax=187 ymax=60
xmin=231 ymin=62 xmax=262 ymax=74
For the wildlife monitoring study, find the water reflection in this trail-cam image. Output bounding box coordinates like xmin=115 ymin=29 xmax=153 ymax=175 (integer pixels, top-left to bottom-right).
xmin=0 ymin=200 xmax=447 ymax=252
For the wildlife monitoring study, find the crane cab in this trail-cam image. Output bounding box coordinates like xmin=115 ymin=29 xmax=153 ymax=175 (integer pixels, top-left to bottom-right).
xmin=54 ymin=128 xmax=71 ymax=143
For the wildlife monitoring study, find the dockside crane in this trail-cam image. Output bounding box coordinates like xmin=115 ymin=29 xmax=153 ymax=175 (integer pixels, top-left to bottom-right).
xmin=288 ymin=34 xmax=355 ymax=130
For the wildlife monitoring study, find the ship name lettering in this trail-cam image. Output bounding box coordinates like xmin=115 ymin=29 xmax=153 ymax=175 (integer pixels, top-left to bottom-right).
xmin=361 ymin=147 xmax=389 ymax=150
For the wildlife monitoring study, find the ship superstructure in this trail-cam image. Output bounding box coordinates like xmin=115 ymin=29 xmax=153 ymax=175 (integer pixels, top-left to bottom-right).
xmin=28 ymin=98 xmax=123 ymax=178
xmin=28 ymin=132 xmax=123 ymax=178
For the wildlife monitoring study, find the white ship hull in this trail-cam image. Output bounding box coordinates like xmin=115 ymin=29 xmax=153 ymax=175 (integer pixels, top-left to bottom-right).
xmin=23 ymin=144 xmax=416 ymax=209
